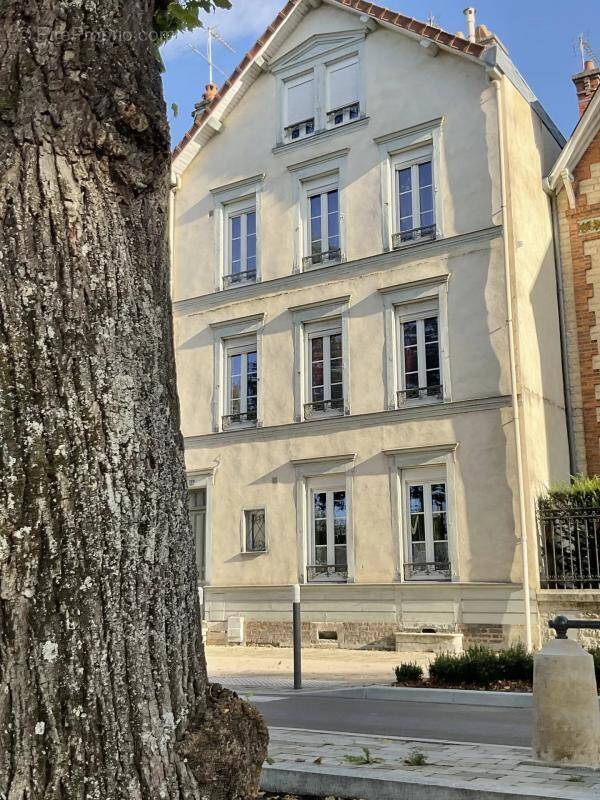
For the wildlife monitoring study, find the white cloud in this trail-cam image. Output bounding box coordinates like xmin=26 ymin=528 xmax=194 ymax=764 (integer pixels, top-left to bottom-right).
xmin=163 ymin=0 xmax=283 ymax=59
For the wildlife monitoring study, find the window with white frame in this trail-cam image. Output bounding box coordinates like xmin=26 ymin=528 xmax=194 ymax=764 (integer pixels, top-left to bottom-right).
xmin=393 ymin=146 xmax=435 ymax=247
xmin=307 ymin=477 xmax=348 ymax=582
xmin=243 ymin=508 xmax=266 ymax=553
xmin=225 ymin=200 xmax=257 ymax=287
xmin=396 ymin=300 xmax=442 ymax=405
xmin=303 ymin=175 xmax=341 ymax=268
xmin=188 ymin=486 xmax=207 ymax=582
xmin=304 ymin=319 xmax=343 ymax=418
xmin=223 ymin=336 xmax=258 ymax=429
xmin=403 ymin=466 xmax=450 ymax=581
xmin=283 ymin=71 xmax=316 ymax=143
xmin=326 ymin=55 xmax=360 ymax=127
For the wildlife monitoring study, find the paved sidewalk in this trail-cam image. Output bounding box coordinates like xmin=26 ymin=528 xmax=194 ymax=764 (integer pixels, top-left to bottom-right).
xmin=263 ymin=727 xmax=600 ymax=799
xmin=206 ymin=644 xmax=429 ymax=687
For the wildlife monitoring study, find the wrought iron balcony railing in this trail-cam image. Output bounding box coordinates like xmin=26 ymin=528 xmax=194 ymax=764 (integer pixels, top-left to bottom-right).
xmin=404 ymin=561 xmax=451 ymax=581
xmin=304 ymin=398 xmax=344 ymax=418
xmin=538 ymin=505 xmax=600 ymax=589
xmin=307 ymin=564 xmax=348 ymax=583
xmin=222 ymin=410 xmax=257 ymax=430
xmin=223 ymin=269 xmax=256 ymax=288
xmin=397 ymin=385 xmax=443 ymax=405
xmin=302 ymin=248 xmax=342 ymax=269
xmin=392 ymin=224 xmax=436 ymax=248
xmin=327 ymin=103 xmax=360 ymax=125
xmin=284 ymin=117 xmax=315 ymax=141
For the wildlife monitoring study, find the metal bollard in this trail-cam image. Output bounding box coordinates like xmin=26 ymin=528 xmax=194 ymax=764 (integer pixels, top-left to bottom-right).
xmin=292 ymin=583 xmax=302 ymax=690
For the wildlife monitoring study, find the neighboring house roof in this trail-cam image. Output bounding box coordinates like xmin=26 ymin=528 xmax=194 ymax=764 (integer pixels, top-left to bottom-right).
xmin=545 ymin=86 xmax=600 ymax=193
xmin=172 ymin=0 xmax=564 ymax=175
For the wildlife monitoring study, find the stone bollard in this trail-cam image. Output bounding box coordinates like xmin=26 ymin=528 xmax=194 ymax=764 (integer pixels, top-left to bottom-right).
xmin=533 ymin=637 xmax=600 ymax=766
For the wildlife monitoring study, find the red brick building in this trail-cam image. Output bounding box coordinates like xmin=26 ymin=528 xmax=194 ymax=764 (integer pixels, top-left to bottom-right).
xmin=546 ymin=62 xmax=600 ymax=475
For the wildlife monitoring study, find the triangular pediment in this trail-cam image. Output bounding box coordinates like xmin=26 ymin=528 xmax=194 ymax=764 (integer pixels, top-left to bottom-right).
xmin=269 ymin=30 xmax=366 ymax=75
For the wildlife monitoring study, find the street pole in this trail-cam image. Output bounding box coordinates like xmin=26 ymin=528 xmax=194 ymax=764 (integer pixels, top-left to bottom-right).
xmin=292 ymin=583 xmax=302 ymax=690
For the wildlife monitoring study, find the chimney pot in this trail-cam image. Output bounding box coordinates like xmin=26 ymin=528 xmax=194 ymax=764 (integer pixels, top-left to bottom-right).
xmin=572 ymin=61 xmax=600 ymax=117
xmin=463 ymin=6 xmax=477 ymax=42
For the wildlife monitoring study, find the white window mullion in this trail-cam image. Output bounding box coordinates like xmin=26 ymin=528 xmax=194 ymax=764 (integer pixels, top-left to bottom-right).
xmin=323 ymin=334 xmax=331 ymax=401
xmin=240 ymin=213 xmax=248 ymax=272
xmin=321 ymin=192 xmax=328 ymax=253
xmin=240 ymin=352 xmax=248 ymax=414
xmin=412 ymin=164 xmax=420 ymax=227
xmin=416 ymin=319 xmax=426 ymax=390
xmin=326 ymin=490 xmax=334 ymax=565
xmin=424 ymin=483 xmax=434 ymax=564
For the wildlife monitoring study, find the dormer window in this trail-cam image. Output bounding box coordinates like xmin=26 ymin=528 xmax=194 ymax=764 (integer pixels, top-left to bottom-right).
xmin=273 ymin=32 xmax=366 ymax=147
xmin=326 ymin=56 xmax=360 ymax=129
xmin=283 ymin=72 xmax=316 ymax=143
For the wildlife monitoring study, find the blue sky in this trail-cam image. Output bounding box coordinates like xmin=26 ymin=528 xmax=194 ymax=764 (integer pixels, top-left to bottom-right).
xmin=162 ymin=0 xmax=600 ymax=147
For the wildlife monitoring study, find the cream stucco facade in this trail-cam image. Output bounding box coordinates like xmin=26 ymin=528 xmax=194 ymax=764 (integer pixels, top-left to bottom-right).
xmin=171 ymin=0 xmax=569 ymax=650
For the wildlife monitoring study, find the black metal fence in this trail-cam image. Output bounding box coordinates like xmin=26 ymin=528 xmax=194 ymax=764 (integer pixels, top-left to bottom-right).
xmin=538 ymin=505 xmax=600 ymax=589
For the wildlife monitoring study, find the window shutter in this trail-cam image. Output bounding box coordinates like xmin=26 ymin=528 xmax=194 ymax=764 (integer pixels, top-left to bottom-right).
xmin=327 ymin=57 xmax=359 ymax=111
xmin=285 ymin=74 xmax=315 ymax=125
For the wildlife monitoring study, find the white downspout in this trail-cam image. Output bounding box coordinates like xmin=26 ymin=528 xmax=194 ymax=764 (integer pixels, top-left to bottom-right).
xmin=169 ymin=172 xmax=181 ymax=297
xmin=488 ymin=67 xmax=533 ymax=652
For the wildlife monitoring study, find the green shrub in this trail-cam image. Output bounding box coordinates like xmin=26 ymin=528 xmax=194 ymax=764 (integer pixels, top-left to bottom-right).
xmin=497 ymin=643 xmax=534 ymax=682
xmin=542 ymin=474 xmax=600 ymax=508
xmin=588 ymin=646 xmax=600 ymax=683
xmin=394 ymin=662 xmax=424 ymax=683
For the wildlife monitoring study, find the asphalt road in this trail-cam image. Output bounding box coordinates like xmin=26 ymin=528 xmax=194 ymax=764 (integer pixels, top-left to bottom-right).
xmin=247 ymin=689 xmax=531 ymax=747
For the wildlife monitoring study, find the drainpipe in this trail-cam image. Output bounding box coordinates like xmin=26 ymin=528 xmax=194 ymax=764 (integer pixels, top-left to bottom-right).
xmin=488 ymin=67 xmax=533 ymax=652
xmin=547 ymin=190 xmax=577 ymax=475
xmin=169 ymin=171 xmax=181 ymax=296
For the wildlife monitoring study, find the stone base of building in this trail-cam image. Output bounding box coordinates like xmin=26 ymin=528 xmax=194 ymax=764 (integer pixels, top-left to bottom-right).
xmin=201 ymin=582 xmax=535 ymax=651
xmin=537 ymin=590 xmax=600 ymax=648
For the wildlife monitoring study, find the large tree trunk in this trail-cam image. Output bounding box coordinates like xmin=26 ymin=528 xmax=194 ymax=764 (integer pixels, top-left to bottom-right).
xmin=0 ymin=2 xmax=267 ymax=798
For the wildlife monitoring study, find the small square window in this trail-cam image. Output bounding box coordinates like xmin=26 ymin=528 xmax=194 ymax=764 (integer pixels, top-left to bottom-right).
xmin=244 ymin=509 xmax=266 ymax=552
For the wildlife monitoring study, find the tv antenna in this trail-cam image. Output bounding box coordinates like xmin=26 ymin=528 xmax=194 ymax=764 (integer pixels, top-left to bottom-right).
xmin=575 ymin=33 xmax=598 ymax=71
xmin=188 ymin=26 xmax=236 ymax=85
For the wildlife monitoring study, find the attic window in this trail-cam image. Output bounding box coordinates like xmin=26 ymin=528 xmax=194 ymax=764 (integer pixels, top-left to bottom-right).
xmin=326 ymin=56 xmax=360 ymax=128
xmin=284 ymin=72 xmax=316 ymax=143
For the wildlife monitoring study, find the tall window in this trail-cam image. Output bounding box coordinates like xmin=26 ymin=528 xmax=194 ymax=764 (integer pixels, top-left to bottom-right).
xmin=326 ymin=56 xmax=360 ymax=127
xmin=397 ymin=310 xmax=442 ymax=404
xmin=224 ymin=338 xmax=258 ymax=428
xmin=405 ymin=478 xmax=449 ymax=580
xmin=225 ymin=206 xmax=256 ymax=287
xmin=188 ymin=488 xmax=207 ymax=583
xmin=284 ymin=72 xmax=315 ymax=142
xmin=305 ymin=184 xmax=340 ymax=267
xmin=305 ymin=323 xmax=343 ymax=417
xmin=244 ymin=509 xmax=266 ymax=553
xmin=394 ymin=157 xmax=435 ymax=246
xmin=309 ymin=487 xmax=347 ymax=582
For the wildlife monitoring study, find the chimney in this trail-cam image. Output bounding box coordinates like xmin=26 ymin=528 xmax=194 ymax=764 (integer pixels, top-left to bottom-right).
xmin=572 ymin=60 xmax=600 ymax=117
xmin=463 ymin=7 xmax=476 ymax=43
xmin=193 ymin=82 xmax=219 ymax=122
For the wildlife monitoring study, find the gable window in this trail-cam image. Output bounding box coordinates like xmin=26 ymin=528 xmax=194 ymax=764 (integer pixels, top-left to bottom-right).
xmin=326 ymin=56 xmax=360 ymax=128
xmin=393 ymin=150 xmax=435 ymax=247
xmin=284 ymin=72 xmax=315 ymax=143
xmin=307 ymin=479 xmax=348 ymax=583
xmin=403 ymin=469 xmax=450 ymax=581
xmin=225 ymin=202 xmax=257 ymax=287
xmin=243 ymin=508 xmax=266 ymax=553
xmin=223 ymin=336 xmax=258 ymax=429
xmin=305 ymin=320 xmax=343 ymax=418
xmin=396 ymin=301 xmax=442 ymax=405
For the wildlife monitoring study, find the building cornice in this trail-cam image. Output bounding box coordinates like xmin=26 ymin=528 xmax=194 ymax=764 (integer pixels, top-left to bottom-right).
xmin=184 ymin=394 xmax=511 ymax=448
xmin=174 ymin=225 xmax=502 ymax=319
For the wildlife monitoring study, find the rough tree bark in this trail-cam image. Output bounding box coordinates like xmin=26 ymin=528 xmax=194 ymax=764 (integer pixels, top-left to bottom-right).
xmin=0 ymin=2 xmax=267 ymax=798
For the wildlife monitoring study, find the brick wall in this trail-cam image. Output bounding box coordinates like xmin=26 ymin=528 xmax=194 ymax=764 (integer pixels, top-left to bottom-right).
xmin=559 ymin=130 xmax=600 ymax=474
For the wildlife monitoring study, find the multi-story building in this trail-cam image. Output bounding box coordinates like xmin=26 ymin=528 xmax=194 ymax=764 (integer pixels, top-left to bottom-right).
xmin=171 ymin=0 xmax=569 ymax=651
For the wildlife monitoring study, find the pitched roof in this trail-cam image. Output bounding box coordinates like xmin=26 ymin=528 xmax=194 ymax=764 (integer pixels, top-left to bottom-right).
xmin=545 ymin=86 xmax=600 ymax=192
xmin=172 ymin=0 xmax=484 ymax=161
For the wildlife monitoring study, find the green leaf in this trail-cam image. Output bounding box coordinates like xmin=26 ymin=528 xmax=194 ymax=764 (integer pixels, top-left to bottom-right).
xmin=171 ymin=102 xmax=179 ymax=117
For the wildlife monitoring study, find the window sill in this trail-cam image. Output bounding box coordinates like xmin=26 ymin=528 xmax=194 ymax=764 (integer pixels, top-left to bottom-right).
xmin=240 ymin=549 xmax=267 ymax=556
xmin=273 ymin=116 xmax=370 ymax=155
xmin=221 ymin=276 xmax=259 ymax=291
xmin=221 ymin=420 xmax=258 ymax=432
xmin=396 ymin=397 xmax=446 ymax=410
xmin=302 ymin=256 xmax=344 ymax=273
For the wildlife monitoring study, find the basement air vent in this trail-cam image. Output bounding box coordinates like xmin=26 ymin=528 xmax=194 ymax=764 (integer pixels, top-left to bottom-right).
xmin=318 ymin=630 xmax=338 ymax=641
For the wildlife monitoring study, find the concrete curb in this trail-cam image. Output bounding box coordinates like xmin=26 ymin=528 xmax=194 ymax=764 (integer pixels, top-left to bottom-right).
xmin=332 ymin=685 xmax=534 ymax=708
xmin=262 ymin=764 xmax=557 ymax=799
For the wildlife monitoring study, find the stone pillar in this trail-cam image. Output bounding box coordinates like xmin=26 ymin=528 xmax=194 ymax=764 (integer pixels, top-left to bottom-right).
xmin=533 ymin=637 xmax=600 ymax=766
